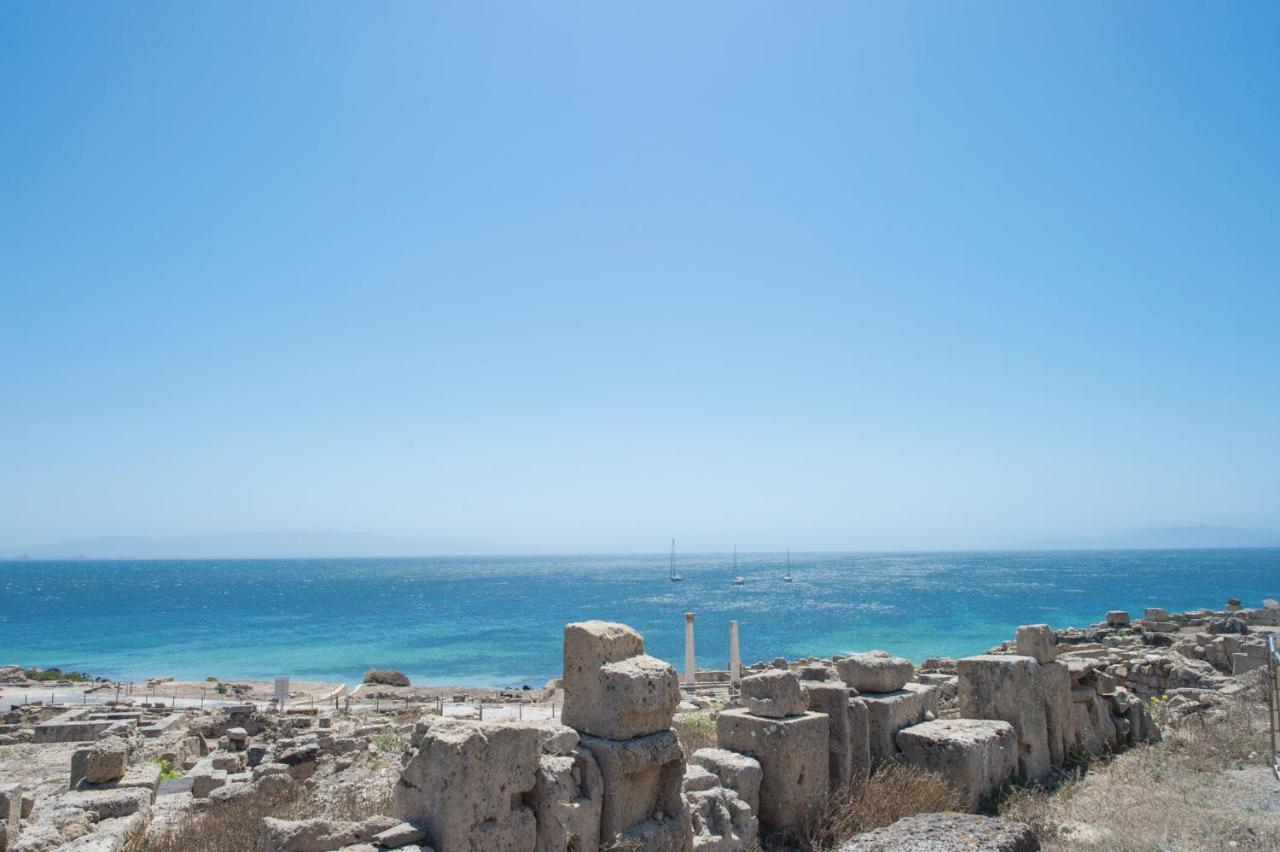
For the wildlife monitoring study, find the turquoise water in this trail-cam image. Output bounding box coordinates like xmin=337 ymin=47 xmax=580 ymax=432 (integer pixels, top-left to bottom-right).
xmin=1 ymin=550 xmax=1277 ymax=687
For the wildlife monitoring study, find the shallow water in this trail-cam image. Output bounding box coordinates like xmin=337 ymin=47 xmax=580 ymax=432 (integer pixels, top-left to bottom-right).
xmin=2 ymin=550 xmax=1277 ymax=686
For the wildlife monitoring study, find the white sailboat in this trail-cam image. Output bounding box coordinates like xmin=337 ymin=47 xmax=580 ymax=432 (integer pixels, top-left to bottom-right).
xmin=669 ymin=538 xmax=683 ymax=582
xmin=783 ymin=548 xmax=793 ymax=582
xmin=732 ymin=546 xmax=744 ymax=585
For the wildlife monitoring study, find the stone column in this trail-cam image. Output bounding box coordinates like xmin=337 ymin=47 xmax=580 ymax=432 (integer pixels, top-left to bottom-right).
xmin=684 ymin=613 xmax=696 ymax=687
xmin=729 ymin=621 xmax=741 ymax=684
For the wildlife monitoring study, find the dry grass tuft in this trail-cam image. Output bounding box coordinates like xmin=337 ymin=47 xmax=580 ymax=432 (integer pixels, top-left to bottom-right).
xmin=672 ymin=710 xmax=718 ymax=754
xmin=133 ymin=780 xmax=308 ymax=852
xmin=800 ymin=763 xmax=963 ymax=851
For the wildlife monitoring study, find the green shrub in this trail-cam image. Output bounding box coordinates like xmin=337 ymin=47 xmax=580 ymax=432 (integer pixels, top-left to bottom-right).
xmin=362 ymin=669 xmax=410 ymax=687
xmin=24 ymin=667 xmax=89 ymax=682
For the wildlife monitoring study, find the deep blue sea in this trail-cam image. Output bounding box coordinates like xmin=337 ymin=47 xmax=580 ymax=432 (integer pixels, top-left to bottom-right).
xmin=2 ymin=550 xmax=1277 ymax=688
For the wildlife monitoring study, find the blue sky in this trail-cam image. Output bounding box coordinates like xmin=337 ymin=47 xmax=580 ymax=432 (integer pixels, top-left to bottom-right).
xmin=2 ymin=2 xmax=1278 ymax=553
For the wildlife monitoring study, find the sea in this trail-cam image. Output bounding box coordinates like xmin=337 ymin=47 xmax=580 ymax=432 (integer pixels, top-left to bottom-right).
xmin=2 ymin=550 xmax=1277 ymax=688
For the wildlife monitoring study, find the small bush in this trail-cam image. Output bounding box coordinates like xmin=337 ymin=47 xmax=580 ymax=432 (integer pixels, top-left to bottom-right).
xmin=803 ymin=763 xmax=963 ymax=850
xmin=149 ymin=758 xmax=184 ymax=781
xmin=371 ymin=729 xmax=409 ymax=753
xmin=672 ymin=710 xmax=717 ymax=753
xmin=362 ymin=669 xmax=410 ymax=687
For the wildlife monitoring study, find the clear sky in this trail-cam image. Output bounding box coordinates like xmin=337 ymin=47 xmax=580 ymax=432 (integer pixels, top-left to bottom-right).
xmin=2 ymin=2 xmax=1278 ymax=554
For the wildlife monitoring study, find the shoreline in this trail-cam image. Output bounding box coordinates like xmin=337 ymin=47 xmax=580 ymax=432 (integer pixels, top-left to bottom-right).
xmin=6 ymin=594 xmax=1276 ymax=695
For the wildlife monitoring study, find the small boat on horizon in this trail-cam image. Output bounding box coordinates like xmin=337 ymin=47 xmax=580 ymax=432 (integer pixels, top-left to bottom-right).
xmin=669 ymin=538 xmax=683 ymax=582
xmin=784 ymin=548 xmax=793 ymax=582
xmin=732 ymin=545 xmax=744 ymax=585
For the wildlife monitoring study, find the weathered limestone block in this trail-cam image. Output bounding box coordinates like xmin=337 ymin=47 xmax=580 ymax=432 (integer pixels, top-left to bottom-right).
xmin=860 ymin=683 xmax=940 ymax=767
xmin=370 ymin=822 xmax=426 ymax=849
xmin=848 ymin=697 xmax=871 ymax=782
xmin=957 ymin=655 xmax=1051 ymax=781
xmin=528 ymin=747 xmax=603 ymax=852
xmin=682 ymin=765 xmax=721 ymax=793
xmin=0 ymin=784 xmax=23 ymax=824
xmin=562 ymin=621 xmax=679 ymax=741
xmin=833 ymin=812 xmax=1039 ymax=851
xmin=1233 ymin=651 xmax=1266 ymax=675
xmin=1143 ymin=608 xmax=1171 ymax=622
xmin=835 ymin=651 xmax=913 ymax=694
xmin=529 ymin=721 xmax=580 ymax=757
xmin=393 ymin=719 xmax=541 ymax=852
xmin=1106 ymin=611 xmax=1130 ymax=627
xmin=1015 ymin=625 xmax=1056 ymax=664
xmin=191 ymin=766 xmax=228 ymax=799
xmin=896 ymin=720 xmax=1018 ymax=810
xmin=259 ymin=816 xmax=361 ymax=852
xmin=686 ymin=784 xmax=758 ymax=852
xmin=716 ymin=709 xmax=828 ymax=838
xmin=82 ymin=737 xmax=128 ymax=784
xmin=739 ymin=670 xmax=807 ymax=719
xmin=1038 ymin=661 xmax=1072 ymax=768
xmin=689 ymin=749 xmax=762 ymax=817
xmin=805 ymin=680 xmax=863 ymax=789
xmin=578 ymin=729 xmax=689 ymax=851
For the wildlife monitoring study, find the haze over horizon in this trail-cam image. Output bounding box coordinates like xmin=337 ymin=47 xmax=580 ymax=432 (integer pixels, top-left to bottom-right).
xmin=3 ymin=3 xmax=1278 ymax=554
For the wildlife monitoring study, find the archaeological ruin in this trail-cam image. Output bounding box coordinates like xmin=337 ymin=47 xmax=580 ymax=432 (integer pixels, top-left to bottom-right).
xmin=0 ymin=597 xmax=1276 ymax=851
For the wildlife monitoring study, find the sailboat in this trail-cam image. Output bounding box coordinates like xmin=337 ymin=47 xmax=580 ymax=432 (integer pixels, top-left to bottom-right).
xmin=783 ymin=548 xmax=793 ymax=582
xmin=732 ymin=546 xmax=745 ymax=585
xmin=669 ymin=538 xmax=683 ymax=582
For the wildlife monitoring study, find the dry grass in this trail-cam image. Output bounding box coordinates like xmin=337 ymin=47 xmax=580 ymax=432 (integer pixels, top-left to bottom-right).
xmin=132 ymin=771 xmax=398 ymax=852
xmin=131 ymin=780 xmax=309 ymax=852
xmin=798 ymin=763 xmax=963 ymax=851
xmin=673 ymin=710 xmax=718 ymax=754
xmin=1000 ymin=679 xmax=1280 ymax=851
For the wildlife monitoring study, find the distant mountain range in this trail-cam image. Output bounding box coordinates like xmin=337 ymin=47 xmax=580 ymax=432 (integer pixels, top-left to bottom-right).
xmin=1 ymin=525 xmax=1277 ymax=560
xmin=1023 ymin=525 xmax=1280 ymax=551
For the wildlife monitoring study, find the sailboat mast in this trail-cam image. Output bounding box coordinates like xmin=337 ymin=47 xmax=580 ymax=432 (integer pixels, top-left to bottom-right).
xmin=670 ymin=538 xmax=675 ymax=580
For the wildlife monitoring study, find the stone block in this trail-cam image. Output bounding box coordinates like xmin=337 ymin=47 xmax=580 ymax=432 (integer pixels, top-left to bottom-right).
xmin=1106 ymin=611 xmax=1130 ymax=627
xmin=848 ymin=697 xmax=871 ymax=782
xmin=896 ymin=719 xmax=1018 ymax=810
xmin=579 ymin=729 xmax=688 ymax=849
xmin=562 ymin=621 xmax=680 ymax=741
xmin=394 ymin=719 xmax=540 ymax=852
xmin=716 ymin=709 xmax=828 ymax=838
xmin=689 ymin=748 xmax=763 ymax=817
xmin=860 ymin=682 xmax=940 ymax=767
xmin=835 ymin=651 xmax=913 ymax=693
xmin=1233 ymin=652 xmax=1266 ymax=676
xmin=192 ymin=767 xmax=228 ymax=798
xmin=1015 ymin=625 xmax=1056 ymax=663
xmin=0 ymin=784 xmax=22 ymax=824
xmin=687 ymin=784 xmax=758 ymax=851
xmin=957 ymin=655 xmax=1050 ymax=781
xmin=805 ymin=680 xmax=863 ymax=789
xmin=371 ymin=821 xmax=426 ymax=849
xmin=739 ymin=670 xmax=807 ymax=719
xmin=1142 ymin=607 xmax=1170 ymax=622
xmin=82 ymin=736 xmax=128 ymax=784
xmin=527 ymin=748 xmax=603 ymax=852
